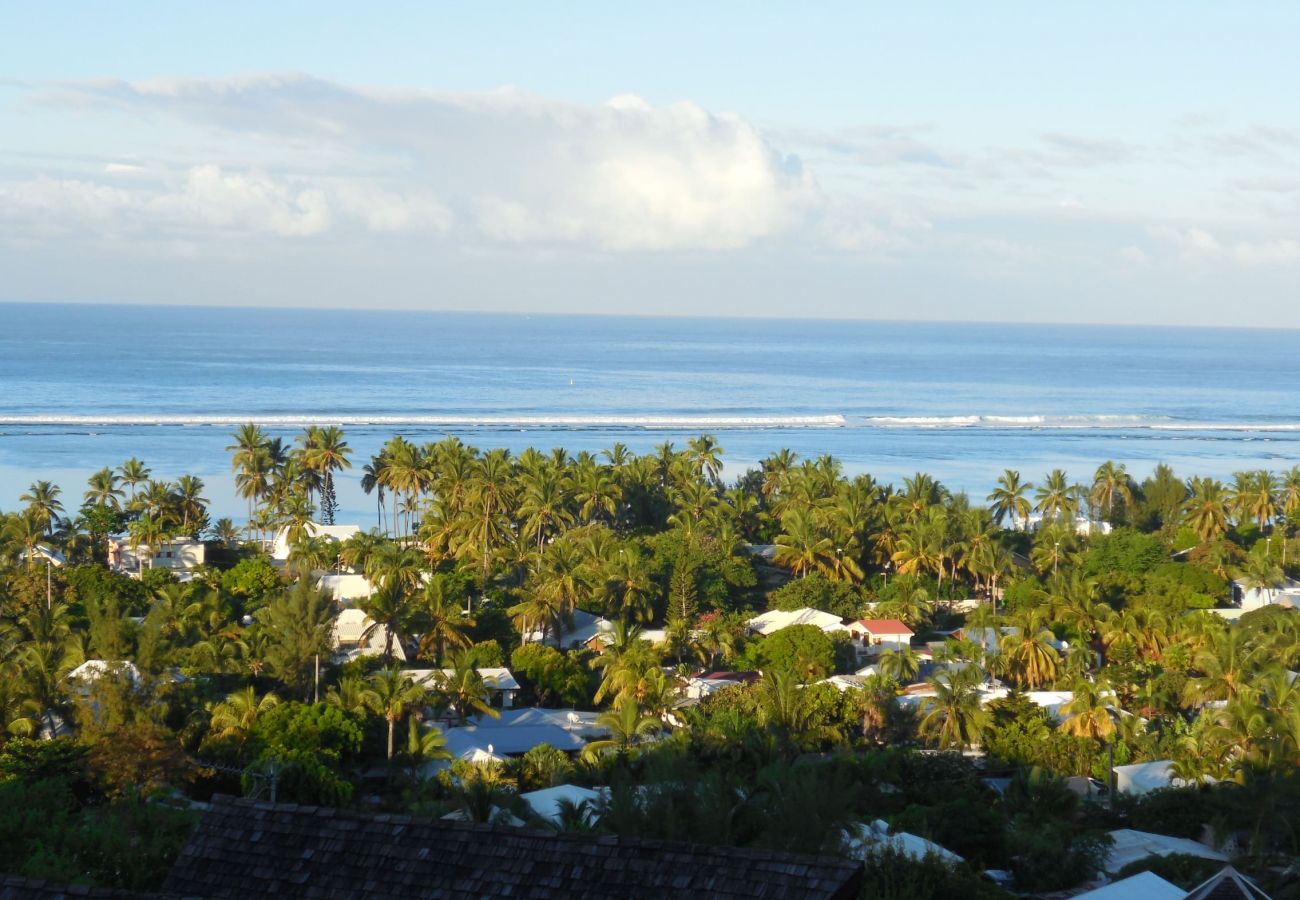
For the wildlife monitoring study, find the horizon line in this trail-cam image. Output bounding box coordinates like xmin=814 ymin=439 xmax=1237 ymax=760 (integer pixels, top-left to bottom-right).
xmin=1 ymin=297 xmax=1296 ymax=334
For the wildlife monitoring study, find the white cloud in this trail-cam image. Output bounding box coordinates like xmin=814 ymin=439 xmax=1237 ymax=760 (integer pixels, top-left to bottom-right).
xmin=17 ymin=75 xmax=818 ymax=252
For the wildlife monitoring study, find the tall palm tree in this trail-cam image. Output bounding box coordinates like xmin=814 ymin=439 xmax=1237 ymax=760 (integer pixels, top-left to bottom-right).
xmin=602 ymin=548 xmax=655 ymax=624
xmin=917 ymin=666 xmax=988 ymax=751
xmin=364 ymin=667 xmax=428 ymax=761
xmin=21 ymin=481 xmax=64 ymax=536
xmin=1060 ymin=677 xmax=1118 ymax=740
xmin=413 ymin=576 xmax=474 ymax=665
xmin=84 ymin=467 xmax=124 ymax=510
xmin=173 ymin=474 xmax=208 ymax=535
xmin=300 ymin=425 xmax=353 ymax=526
xmin=1184 ymin=477 xmax=1231 ymax=543
xmin=434 ymin=653 xmax=501 ymax=724
xmin=987 ymin=469 xmax=1032 ymax=530
xmin=1034 ymin=469 xmax=1077 ymax=524
xmin=686 ymin=434 xmax=725 ymax=483
xmin=118 ymin=458 xmax=151 ymax=502
xmin=773 ymin=508 xmax=835 ymax=578
xmin=1090 ymin=461 xmax=1133 ymax=520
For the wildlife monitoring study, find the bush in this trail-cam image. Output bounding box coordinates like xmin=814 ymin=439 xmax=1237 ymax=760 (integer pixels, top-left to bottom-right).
xmin=511 ymin=644 xmax=590 ymax=707
xmin=767 ymin=573 xmax=864 ymax=618
xmin=858 ymin=845 xmax=1010 ymax=899
xmin=743 ymin=624 xmax=835 ymax=680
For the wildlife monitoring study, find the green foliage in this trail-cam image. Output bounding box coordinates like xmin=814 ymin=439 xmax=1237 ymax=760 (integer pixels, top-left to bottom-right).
xmin=741 ymin=624 xmax=836 ymax=680
xmin=515 ymin=743 xmax=574 ymax=791
xmin=1082 ymin=528 xmax=1167 ymax=577
xmin=465 ymin=639 xmax=505 ymax=667
xmin=0 ymin=738 xmax=89 ymax=786
xmin=139 ymin=567 xmax=178 ymax=592
xmin=858 ymin=845 xmax=1010 ymax=900
xmin=766 ymin=572 xmax=865 ymax=618
xmin=1008 ymin=825 xmax=1111 ymax=892
xmin=1127 ymin=786 xmax=1220 ymax=838
xmin=63 ymin=564 xmax=149 ymax=617
xmin=511 ymin=644 xmax=591 ymax=707
xmin=219 ymin=557 xmax=285 ymax=613
xmin=246 ymin=702 xmax=364 ymax=805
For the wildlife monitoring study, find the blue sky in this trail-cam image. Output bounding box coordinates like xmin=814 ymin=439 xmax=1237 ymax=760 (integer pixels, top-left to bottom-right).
xmin=3 ymin=3 xmax=1299 ymax=325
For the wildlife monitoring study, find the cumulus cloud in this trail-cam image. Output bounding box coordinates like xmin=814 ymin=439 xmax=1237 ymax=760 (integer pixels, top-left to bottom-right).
xmin=14 ymin=75 xmax=817 ymax=251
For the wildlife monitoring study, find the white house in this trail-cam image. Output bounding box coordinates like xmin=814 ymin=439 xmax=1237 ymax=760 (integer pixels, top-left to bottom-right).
xmin=67 ymin=659 xmax=141 ymax=687
xmin=1233 ymin=576 xmax=1300 ymax=612
xmin=332 ymin=608 xmax=406 ymax=662
xmin=109 ymin=536 xmax=206 ymax=574
xmin=470 ymin=707 xmax=608 ymax=738
xmin=1015 ymin=513 xmax=1113 ymax=537
xmin=842 ymin=820 xmax=963 ymax=865
xmin=317 ymin=573 xmax=375 ymax=602
xmin=407 ymin=667 xmax=520 ymax=708
xmin=518 ymin=784 xmax=607 ymax=825
xmin=1112 ymin=760 xmax=1213 ymax=796
xmin=681 ymin=671 xmax=761 ymax=700
xmin=433 ymin=723 xmax=586 ymax=762
xmin=747 ymin=607 xmax=848 ymax=636
xmin=270 ymin=522 xmax=361 ymax=562
xmin=1104 ymin=828 xmax=1228 ymax=875
xmin=848 ymin=618 xmax=914 ymax=652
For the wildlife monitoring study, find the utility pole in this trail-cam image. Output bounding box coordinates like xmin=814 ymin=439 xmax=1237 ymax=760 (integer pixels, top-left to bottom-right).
xmin=313 ymin=654 xmax=320 ymax=704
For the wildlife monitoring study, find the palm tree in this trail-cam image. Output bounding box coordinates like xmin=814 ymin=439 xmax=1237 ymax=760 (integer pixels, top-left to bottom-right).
xmin=686 ymin=434 xmax=725 ymax=483
xmin=434 ymin=653 xmax=501 ymax=724
xmin=590 ymin=623 xmax=660 ymax=705
xmin=21 ymin=481 xmax=64 ymax=536
xmin=364 ymin=667 xmax=428 ymax=761
xmin=581 ymin=697 xmax=661 ymax=761
xmin=1090 ymin=461 xmax=1133 ymax=520
xmin=300 ymin=425 xmax=352 ymax=525
xmin=1034 ymin=469 xmax=1077 ymax=524
xmin=1184 ymin=477 xmax=1231 ymax=543
xmin=917 ymin=666 xmax=988 ymax=750
xmin=1059 ymin=677 xmax=1118 ymax=740
xmin=877 ymin=646 xmax=921 ymax=683
xmin=173 ymin=474 xmax=208 ymax=535
xmin=259 ymin=579 xmax=338 ymax=699
xmin=208 ymin=686 xmax=280 ymax=741
xmin=603 ymin=548 xmax=655 ymax=623
xmin=987 ymin=469 xmax=1032 ymax=530
xmin=773 ymin=508 xmax=835 ymax=578
xmin=84 ymin=467 xmax=124 ymax=510
xmin=413 ymin=577 xmax=474 ymax=665
xmin=359 ymin=580 xmax=412 ymax=661
xmin=118 ymin=458 xmax=151 ymax=502
xmin=999 ymin=626 xmax=1060 ymax=689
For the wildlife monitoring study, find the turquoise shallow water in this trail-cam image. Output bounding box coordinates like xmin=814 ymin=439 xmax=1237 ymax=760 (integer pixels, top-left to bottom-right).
xmin=1 ymin=302 xmax=1297 ymax=523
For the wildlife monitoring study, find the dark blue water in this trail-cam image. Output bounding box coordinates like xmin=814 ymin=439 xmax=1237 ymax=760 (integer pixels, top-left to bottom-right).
xmin=1 ymin=302 xmax=1297 ymax=523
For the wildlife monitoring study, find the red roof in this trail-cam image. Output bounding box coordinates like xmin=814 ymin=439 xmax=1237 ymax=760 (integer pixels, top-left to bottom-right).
xmin=854 ymin=618 xmax=914 ymax=636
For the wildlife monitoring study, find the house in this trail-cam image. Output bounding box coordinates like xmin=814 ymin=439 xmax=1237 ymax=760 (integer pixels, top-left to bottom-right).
xmin=842 ymin=820 xmax=963 ymax=865
xmin=1103 ymin=828 xmax=1229 ymax=875
xmin=435 ymin=723 xmax=587 ymax=763
xmin=524 ymin=608 xmax=606 ymax=649
xmin=317 ymin=572 xmax=375 ymax=602
xmin=470 ymin=706 xmax=608 ymax=738
xmin=682 ymin=671 xmax=761 ymax=700
xmin=332 ymin=608 xmax=406 ymax=663
xmin=1014 ymin=513 xmax=1113 ymax=537
xmin=1183 ymin=866 xmax=1273 ymax=900
xmin=161 ymin=794 xmax=866 ymax=899
xmin=847 ymin=618 xmax=914 ymax=652
xmin=1112 ymin=760 xmax=1213 ymax=796
xmin=1074 ymin=870 xmax=1184 ymax=900
xmin=67 ymin=659 xmax=141 ymax=687
xmin=108 ymin=535 xmax=206 ymax=574
xmin=407 ymin=667 xmax=520 ymax=708
xmin=747 ymin=607 xmax=848 ymax=636
xmin=270 ymin=522 xmax=361 ymax=562
xmin=518 ymin=784 xmax=607 ymax=826
xmin=1232 ymin=577 xmax=1300 ymax=612
xmin=583 ymin=621 xmax=669 ymax=652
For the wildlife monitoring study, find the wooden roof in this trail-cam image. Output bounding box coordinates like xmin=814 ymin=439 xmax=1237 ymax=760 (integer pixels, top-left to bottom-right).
xmin=163 ymin=795 xmax=864 ymax=899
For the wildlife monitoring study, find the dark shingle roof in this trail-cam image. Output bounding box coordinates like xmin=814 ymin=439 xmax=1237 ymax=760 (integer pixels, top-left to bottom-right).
xmin=163 ymin=795 xmax=863 ymax=900
xmin=1183 ymin=866 xmax=1273 ymax=900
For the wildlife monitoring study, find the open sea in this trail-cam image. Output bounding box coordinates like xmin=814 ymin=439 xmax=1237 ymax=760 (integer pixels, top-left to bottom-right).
xmin=1 ymin=302 xmax=1298 ymax=526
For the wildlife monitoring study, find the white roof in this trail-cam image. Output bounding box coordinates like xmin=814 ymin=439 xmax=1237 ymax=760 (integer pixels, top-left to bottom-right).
xmin=271 ymin=523 xmax=361 ymax=560
xmin=518 ymin=785 xmax=606 ymax=824
xmin=1112 ymin=760 xmax=1210 ymax=796
xmin=317 ymin=573 xmax=374 ymax=601
xmin=747 ymin=607 xmax=847 ymax=636
xmin=24 ymin=544 xmax=66 ymax=566
xmin=68 ymin=660 xmax=140 ymax=683
xmin=1105 ymin=828 xmax=1229 ymax=874
xmin=1075 ymin=871 xmax=1184 ymax=900
xmin=843 ymin=820 xmax=963 ymax=864
xmin=820 ymin=675 xmax=869 ymax=693
xmin=471 ymin=707 xmax=606 ymax=735
xmin=331 ymin=609 xmax=405 ymax=662
xmin=407 ymin=667 xmax=520 ymax=692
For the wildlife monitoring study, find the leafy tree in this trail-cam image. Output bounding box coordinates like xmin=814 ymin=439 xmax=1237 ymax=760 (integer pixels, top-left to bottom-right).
xmin=766 ymin=572 xmax=864 ymax=618
xmin=258 ymin=579 xmax=337 ymax=698
xmin=748 ymin=624 xmax=835 ymax=681
xmin=511 ymin=644 xmax=591 ymax=707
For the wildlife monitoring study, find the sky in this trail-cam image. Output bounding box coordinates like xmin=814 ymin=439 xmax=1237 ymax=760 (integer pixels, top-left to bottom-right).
xmin=2 ymin=2 xmax=1299 ymax=326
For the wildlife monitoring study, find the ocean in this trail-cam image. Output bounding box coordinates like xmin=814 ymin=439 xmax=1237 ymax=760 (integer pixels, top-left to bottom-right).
xmin=1 ymin=301 xmax=1297 ymax=526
